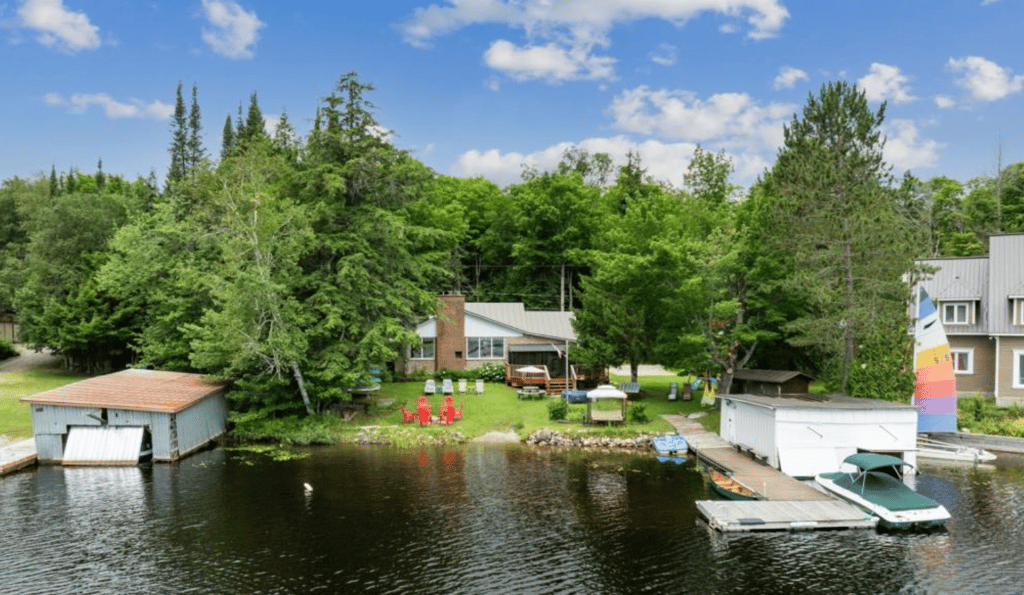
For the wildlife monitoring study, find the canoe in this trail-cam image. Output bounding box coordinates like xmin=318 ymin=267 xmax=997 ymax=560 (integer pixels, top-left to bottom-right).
xmin=708 ymin=469 xmax=756 ymax=500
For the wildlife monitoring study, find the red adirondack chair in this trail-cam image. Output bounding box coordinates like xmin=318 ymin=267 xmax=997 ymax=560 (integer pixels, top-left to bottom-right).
xmin=453 ymin=401 xmax=464 ymax=421
xmin=399 ymin=403 xmax=416 ymax=424
xmin=439 ymin=402 xmax=455 ymax=425
xmin=417 ymin=400 xmax=433 ymax=426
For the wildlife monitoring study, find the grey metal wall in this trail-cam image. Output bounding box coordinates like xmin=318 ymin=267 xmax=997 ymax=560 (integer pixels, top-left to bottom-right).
xmin=174 ymin=394 xmax=228 ymax=460
xmin=30 ymin=392 xmax=227 ymax=463
xmin=989 ymin=234 xmax=1024 ymax=336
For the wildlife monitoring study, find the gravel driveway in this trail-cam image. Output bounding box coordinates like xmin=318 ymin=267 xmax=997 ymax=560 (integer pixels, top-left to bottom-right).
xmin=0 ymin=345 xmax=62 ymax=373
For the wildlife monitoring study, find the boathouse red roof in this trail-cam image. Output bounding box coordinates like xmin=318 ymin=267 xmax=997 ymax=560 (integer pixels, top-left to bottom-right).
xmin=21 ymin=369 xmax=226 ymax=414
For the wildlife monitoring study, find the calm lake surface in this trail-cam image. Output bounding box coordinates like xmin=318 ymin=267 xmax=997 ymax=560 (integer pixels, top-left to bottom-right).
xmin=3 ymin=443 xmax=1024 ymax=595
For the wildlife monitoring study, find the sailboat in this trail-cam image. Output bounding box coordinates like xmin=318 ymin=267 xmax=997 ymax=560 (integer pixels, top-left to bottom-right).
xmin=913 ymin=288 xmax=995 ymax=463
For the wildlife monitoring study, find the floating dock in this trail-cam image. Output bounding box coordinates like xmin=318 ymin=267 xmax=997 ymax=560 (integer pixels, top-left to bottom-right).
xmin=662 ymin=415 xmax=877 ymax=532
xmin=0 ymin=439 xmax=37 ymax=476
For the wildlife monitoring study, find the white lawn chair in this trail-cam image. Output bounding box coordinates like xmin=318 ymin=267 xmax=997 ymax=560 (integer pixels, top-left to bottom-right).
xmin=475 ymin=379 xmax=485 ymax=395
xmin=458 ymin=378 xmax=467 ymax=395
xmin=442 ymin=378 xmax=454 ymax=395
xmin=424 ymin=379 xmax=436 ymax=395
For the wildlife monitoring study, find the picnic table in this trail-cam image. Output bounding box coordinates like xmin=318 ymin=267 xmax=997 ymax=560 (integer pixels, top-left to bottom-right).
xmin=517 ymin=386 xmax=543 ymax=399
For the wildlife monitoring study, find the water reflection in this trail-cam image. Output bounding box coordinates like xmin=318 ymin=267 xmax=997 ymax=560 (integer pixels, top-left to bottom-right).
xmin=3 ymin=446 xmax=1024 ymax=594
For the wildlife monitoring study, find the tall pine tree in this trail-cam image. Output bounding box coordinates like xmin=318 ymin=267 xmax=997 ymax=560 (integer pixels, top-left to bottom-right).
xmin=167 ymin=82 xmax=188 ymax=185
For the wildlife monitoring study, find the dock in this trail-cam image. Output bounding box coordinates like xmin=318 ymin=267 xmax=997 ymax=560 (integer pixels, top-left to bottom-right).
xmin=0 ymin=438 xmax=37 ymax=476
xmin=662 ymin=415 xmax=877 ymax=532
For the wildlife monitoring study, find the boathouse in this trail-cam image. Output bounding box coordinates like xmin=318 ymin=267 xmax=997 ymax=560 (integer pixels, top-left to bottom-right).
xmin=20 ymin=369 xmax=228 ymax=465
xmin=719 ymin=393 xmax=918 ymax=479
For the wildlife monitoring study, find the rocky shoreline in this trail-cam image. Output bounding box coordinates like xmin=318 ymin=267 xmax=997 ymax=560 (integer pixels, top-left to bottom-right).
xmin=526 ymin=428 xmax=658 ymax=450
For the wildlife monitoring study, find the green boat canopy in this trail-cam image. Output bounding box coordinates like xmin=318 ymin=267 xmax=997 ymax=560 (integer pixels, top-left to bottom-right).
xmin=842 ymin=453 xmax=913 ymax=472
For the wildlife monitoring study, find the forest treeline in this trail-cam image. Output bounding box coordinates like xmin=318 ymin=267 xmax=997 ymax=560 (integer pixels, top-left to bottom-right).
xmin=2 ymin=74 xmax=1022 ymax=416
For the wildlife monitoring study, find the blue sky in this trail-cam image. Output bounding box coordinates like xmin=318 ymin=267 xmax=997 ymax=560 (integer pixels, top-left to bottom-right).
xmin=2 ymin=0 xmax=1023 ymax=192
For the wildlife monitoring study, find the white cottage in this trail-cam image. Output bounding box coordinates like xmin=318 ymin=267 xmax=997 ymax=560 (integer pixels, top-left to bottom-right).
xmin=720 ymin=393 xmax=919 ymax=479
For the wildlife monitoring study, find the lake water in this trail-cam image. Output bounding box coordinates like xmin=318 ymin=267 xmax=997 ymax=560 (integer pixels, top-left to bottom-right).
xmin=3 ymin=444 xmax=1024 ymax=595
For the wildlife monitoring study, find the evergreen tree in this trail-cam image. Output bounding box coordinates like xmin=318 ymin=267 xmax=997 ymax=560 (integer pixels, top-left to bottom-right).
xmin=763 ymin=81 xmax=916 ymax=395
xmin=167 ymin=81 xmax=188 ymax=185
xmin=187 ymin=83 xmax=206 ymax=178
xmin=49 ymin=165 xmax=59 ymax=197
xmin=95 ymin=158 xmax=105 ymax=190
xmin=221 ymin=114 xmax=234 ymax=160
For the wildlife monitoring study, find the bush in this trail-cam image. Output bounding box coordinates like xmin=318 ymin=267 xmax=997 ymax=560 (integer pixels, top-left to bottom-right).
xmin=0 ymin=339 xmax=16 ymax=360
xmin=548 ymin=398 xmax=568 ymax=421
xmin=627 ymin=402 xmax=649 ymax=423
xmin=476 ymin=362 xmax=506 ymax=383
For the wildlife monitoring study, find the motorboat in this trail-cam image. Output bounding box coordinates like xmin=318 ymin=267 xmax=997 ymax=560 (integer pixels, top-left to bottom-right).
xmin=917 ymin=435 xmax=996 ymax=464
xmin=815 ymin=453 xmax=950 ymax=530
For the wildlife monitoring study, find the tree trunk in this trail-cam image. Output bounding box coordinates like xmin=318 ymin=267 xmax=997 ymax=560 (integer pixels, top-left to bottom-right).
xmin=841 ymin=238 xmax=855 ymax=394
xmin=630 ymin=360 xmax=639 ymax=384
xmin=292 ymin=363 xmax=314 ymax=415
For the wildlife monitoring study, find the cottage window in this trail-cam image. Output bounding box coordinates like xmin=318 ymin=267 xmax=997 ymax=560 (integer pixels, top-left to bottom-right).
xmin=942 ymin=302 xmax=970 ymax=325
xmin=950 ymin=348 xmax=973 ymax=374
xmin=412 ymin=338 xmax=435 ymax=359
xmin=1015 ymin=350 xmax=1024 ymax=389
xmin=468 ymin=337 xmax=504 ymax=359
xmin=1013 ymin=298 xmax=1024 ymax=326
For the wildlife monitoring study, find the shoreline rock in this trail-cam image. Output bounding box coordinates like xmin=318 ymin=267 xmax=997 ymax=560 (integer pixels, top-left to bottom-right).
xmin=526 ymin=428 xmax=656 ymax=450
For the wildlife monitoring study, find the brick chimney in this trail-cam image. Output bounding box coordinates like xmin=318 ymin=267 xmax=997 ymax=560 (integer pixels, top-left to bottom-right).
xmin=436 ymin=294 xmax=466 ymax=371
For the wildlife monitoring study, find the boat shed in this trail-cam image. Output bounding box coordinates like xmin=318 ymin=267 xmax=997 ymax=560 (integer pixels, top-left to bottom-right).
xmin=731 ymin=369 xmax=814 ymax=396
xmin=20 ymin=369 xmax=228 ymax=465
xmin=719 ymin=393 xmax=918 ymax=479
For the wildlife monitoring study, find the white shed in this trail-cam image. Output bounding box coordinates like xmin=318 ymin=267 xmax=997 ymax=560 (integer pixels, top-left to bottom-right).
xmin=719 ymin=393 xmax=919 ymax=479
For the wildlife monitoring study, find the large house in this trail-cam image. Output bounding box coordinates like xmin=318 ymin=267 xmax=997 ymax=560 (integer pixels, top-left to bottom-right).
xmin=916 ymin=233 xmax=1024 ymax=406
xmin=408 ymin=294 xmax=584 ymax=390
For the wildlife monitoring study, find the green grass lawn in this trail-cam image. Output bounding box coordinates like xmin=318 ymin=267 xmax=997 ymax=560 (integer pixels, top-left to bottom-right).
xmin=0 ymin=366 xmax=87 ymax=439
xmin=1 ymin=356 xmax=722 ymax=447
xmin=351 ymin=372 xmax=721 ymax=443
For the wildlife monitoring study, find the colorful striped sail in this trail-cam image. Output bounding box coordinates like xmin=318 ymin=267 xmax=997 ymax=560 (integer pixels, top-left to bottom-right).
xmin=913 ymin=288 xmax=957 ymax=433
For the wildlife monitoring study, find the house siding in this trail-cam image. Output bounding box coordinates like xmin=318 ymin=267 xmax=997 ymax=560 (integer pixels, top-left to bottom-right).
xmin=950 ymin=335 xmax=996 ymax=395
xmin=996 ymin=336 xmax=1024 ymax=406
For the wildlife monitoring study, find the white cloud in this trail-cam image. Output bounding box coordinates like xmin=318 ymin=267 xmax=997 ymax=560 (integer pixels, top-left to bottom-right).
xmin=483 ymin=39 xmax=615 ymax=82
xmin=451 ymin=135 xmax=768 ymax=189
xmin=44 ymin=92 xmax=174 ymax=120
xmin=608 ymin=86 xmax=795 ymax=152
xmin=858 ymin=63 xmax=915 ymax=104
xmin=948 ymin=55 xmax=1024 ymax=102
xmin=401 ymin=0 xmax=787 ymax=82
xmin=883 ymin=119 xmax=943 ymax=172
xmin=484 ymin=76 xmax=502 ymax=91
xmin=650 ymin=43 xmax=676 ymax=67
xmin=934 ymin=95 xmax=955 ymax=109
xmin=773 ymin=66 xmax=807 ymax=90
xmin=402 ymin=0 xmax=788 ymax=46
xmin=16 ymin=0 xmax=100 ymax=53
xmin=200 ymin=0 xmax=264 ymax=59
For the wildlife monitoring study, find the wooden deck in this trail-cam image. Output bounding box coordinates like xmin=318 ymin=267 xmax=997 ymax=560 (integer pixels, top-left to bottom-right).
xmin=0 ymin=438 xmax=37 ymax=476
xmin=662 ymin=415 xmax=876 ymax=532
xmin=697 ymin=500 xmax=877 ymax=532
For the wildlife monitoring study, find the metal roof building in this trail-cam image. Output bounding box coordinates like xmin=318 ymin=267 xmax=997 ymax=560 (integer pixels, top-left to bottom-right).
xmin=720 ymin=393 xmax=918 ymax=479
xmin=21 ymin=369 xmax=228 ymax=465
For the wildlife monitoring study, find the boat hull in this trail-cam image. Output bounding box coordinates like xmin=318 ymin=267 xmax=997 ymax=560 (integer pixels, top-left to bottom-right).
xmin=815 ymin=472 xmax=950 ymax=530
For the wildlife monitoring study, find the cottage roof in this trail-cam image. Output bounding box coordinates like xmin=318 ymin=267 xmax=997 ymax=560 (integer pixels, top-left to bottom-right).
xmin=723 ymin=393 xmax=917 ymax=411
xmin=465 ymin=302 xmax=575 ymax=341
xmin=732 ymin=369 xmax=813 ymax=384
xmin=21 ymin=369 xmax=226 ymax=414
